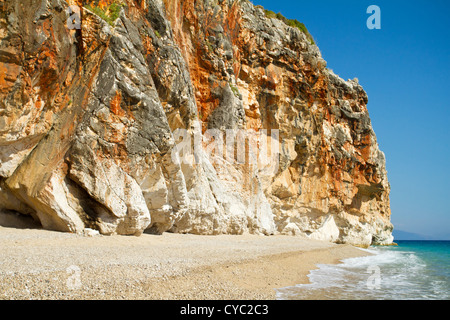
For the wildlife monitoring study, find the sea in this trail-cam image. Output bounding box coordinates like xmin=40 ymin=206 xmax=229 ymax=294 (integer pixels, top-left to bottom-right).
xmin=276 ymin=241 xmax=450 ymax=300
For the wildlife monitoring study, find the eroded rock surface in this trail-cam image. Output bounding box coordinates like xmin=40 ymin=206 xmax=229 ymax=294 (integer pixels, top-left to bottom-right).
xmin=0 ymin=0 xmax=393 ymax=246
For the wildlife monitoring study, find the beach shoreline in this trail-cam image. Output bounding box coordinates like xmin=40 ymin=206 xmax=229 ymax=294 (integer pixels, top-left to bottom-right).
xmin=0 ymin=227 xmax=370 ymax=300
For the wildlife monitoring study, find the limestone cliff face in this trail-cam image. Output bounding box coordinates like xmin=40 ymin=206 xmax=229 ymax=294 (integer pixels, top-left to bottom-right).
xmin=0 ymin=0 xmax=393 ymax=246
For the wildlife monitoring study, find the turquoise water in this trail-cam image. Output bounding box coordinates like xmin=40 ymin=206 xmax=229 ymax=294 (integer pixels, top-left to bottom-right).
xmin=276 ymin=241 xmax=450 ymax=300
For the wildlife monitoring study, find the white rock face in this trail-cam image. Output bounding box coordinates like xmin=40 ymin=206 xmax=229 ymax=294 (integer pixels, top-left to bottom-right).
xmin=33 ymin=169 xmax=86 ymax=233
xmin=309 ymin=215 xmax=340 ymax=242
xmin=69 ymin=140 xmax=151 ymax=235
xmin=170 ymin=149 xmax=276 ymax=235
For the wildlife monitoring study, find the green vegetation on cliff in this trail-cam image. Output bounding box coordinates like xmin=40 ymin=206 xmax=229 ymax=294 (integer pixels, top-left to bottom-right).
xmin=85 ymin=1 xmax=125 ymax=26
xmin=263 ymin=9 xmax=315 ymax=45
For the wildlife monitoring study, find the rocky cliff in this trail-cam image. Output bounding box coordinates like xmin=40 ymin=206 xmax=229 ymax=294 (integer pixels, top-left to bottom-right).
xmin=0 ymin=0 xmax=393 ymax=246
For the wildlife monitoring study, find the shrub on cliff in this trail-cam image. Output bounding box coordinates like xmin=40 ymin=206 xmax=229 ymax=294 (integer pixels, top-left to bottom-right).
xmin=85 ymin=1 xmax=125 ymax=26
xmin=264 ymin=9 xmax=315 ymax=45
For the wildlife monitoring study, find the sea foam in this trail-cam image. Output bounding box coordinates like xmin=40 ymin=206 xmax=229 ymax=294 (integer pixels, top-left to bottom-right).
xmin=276 ymin=242 xmax=450 ymax=300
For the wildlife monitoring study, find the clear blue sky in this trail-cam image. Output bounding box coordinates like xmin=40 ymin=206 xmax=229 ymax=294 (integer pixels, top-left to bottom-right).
xmin=253 ymin=0 xmax=450 ymax=239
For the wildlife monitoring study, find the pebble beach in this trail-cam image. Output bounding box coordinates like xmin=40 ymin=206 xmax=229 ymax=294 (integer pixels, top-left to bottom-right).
xmin=0 ymin=227 xmax=370 ymax=300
